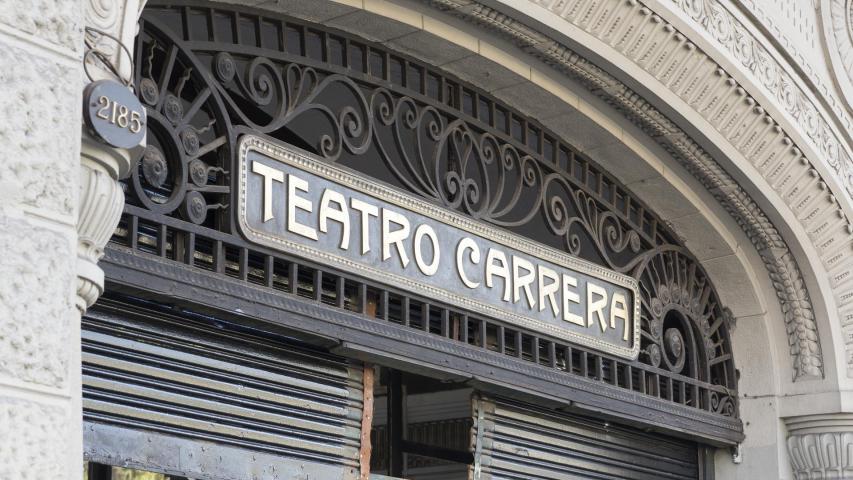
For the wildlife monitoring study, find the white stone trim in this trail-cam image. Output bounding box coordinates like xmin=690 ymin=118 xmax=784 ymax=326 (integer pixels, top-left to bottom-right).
xmin=786 ymin=413 xmax=853 ymax=478
xmin=420 ymin=0 xmax=829 ymax=380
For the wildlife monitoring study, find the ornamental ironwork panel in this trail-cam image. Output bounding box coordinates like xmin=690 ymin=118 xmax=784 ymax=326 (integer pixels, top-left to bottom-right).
xmin=117 ymin=0 xmax=738 ymax=427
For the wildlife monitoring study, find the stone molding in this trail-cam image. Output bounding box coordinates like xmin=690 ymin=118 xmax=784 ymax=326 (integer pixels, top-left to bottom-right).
xmin=77 ymin=134 xmax=129 ymax=313
xmin=668 ymin=0 xmax=853 ymax=167
xmin=822 ymin=0 xmax=853 ymax=112
xmin=786 ymin=413 xmax=853 ymax=478
xmin=426 ymin=0 xmax=833 ymax=379
xmin=85 ymin=0 xmax=145 ymax=80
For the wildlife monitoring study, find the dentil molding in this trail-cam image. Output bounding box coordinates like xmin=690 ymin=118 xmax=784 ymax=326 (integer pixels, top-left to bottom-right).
xmin=669 ymin=0 xmax=853 ymax=165
xmin=426 ymin=0 xmax=841 ymax=379
xmin=786 ymin=414 xmax=853 ymax=478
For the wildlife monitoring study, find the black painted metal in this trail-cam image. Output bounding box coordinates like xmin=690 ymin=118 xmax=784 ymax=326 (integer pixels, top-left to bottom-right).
xmin=100 ymin=243 xmax=741 ymax=445
xmin=87 ymin=462 xmax=111 ymax=480
xmin=387 ymin=370 xmax=404 ymax=477
xmin=103 ymin=0 xmax=743 ymax=449
xmin=81 ymin=297 xmax=364 ymax=479
xmin=473 ymin=396 xmax=701 ymax=480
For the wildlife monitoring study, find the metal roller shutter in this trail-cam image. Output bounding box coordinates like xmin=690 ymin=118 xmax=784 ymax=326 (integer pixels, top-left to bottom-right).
xmin=472 ymin=396 xmax=699 ymax=480
xmin=81 ymin=298 xmax=363 ymax=480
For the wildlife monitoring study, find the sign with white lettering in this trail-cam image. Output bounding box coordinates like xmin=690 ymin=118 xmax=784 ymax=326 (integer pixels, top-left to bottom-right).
xmin=237 ymin=135 xmax=641 ymax=359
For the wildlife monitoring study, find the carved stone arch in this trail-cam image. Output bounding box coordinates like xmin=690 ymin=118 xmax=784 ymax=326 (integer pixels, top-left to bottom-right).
xmin=405 ymin=0 xmax=843 ymax=383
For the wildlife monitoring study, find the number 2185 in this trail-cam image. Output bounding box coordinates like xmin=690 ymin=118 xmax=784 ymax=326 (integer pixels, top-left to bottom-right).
xmin=96 ymin=95 xmax=142 ymax=133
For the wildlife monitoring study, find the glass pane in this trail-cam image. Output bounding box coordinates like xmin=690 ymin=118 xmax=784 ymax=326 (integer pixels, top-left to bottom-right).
xmin=111 ymin=466 xmax=167 ymax=480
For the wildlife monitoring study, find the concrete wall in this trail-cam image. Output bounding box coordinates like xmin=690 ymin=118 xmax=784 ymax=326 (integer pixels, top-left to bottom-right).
xmin=0 ymin=0 xmax=84 ymax=478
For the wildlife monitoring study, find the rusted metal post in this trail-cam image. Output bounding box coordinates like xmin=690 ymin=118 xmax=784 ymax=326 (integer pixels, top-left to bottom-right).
xmin=359 ymin=293 xmax=378 ymax=480
xmin=359 ymin=363 xmax=375 ymax=480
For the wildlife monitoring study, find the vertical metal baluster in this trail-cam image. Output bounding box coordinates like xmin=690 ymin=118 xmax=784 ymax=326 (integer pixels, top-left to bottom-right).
xmin=461 ymin=314 xmax=469 ymax=344
xmin=422 ymin=303 xmax=430 ymax=332
xmin=515 ymin=331 xmax=523 ymax=359
xmin=627 ymin=365 xmax=634 ymax=391
xmin=129 ymin=215 xmax=138 ymax=250
xmin=336 ymin=276 xmax=346 ymax=308
xmin=565 ymin=345 xmax=573 ymax=372
xmin=214 ymin=240 xmax=224 ymax=273
xmin=441 ymin=309 xmax=450 ymax=337
xmin=532 ymin=337 xmax=540 ymax=365
xmin=401 ymin=296 xmax=410 ymax=327
xmin=288 ymin=262 xmax=298 ymax=294
xmin=596 ymin=356 xmax=604 ymax=381
xmin=264 ymin=255 xmax=274 ymax=288
xmin=548 ymin=342 xmax=557 ymax=368
xmin=313 ymin=269 xmax=322 ymax=302
xmin=158 ymin=224 xmax=168 ymax=257
xmin=185 ymin=232 xmax=195 ymax=266
xmin=611 ymin=359 xmax=619 ymax=386
xmin=359 ymin=284 xmax=368 ymax=315
xmin=239 ymin=248 xmax=248 ymax=281
xmin=182 ymin=6 xmax=191 ymax=41
xmin=381 ymin=291 xmax=389 ymax=321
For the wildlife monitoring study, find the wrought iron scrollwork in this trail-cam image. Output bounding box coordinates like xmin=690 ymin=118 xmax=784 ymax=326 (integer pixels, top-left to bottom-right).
xmin=130 ymin=3 xmax=738 ymax=419
xmin=129 ymin=31 xmax=231 ymax=228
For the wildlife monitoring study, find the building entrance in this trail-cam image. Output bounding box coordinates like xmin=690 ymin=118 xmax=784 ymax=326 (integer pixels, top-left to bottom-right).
xmin=81 ymin=2 xmax=740 ymax=478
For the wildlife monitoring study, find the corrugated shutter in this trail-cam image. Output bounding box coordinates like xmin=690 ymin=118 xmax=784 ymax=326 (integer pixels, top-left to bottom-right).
xmin=82 ymin=298 xmax=363 ymax=480
xmin=472 ymin=396 xmax=698 ymax=480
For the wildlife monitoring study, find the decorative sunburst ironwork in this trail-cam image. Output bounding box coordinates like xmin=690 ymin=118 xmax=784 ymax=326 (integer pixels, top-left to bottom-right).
xmin=130 ymin=28 xmax=232 ymax=228
xmin=126 ymin=2 xmax=738 ymax=419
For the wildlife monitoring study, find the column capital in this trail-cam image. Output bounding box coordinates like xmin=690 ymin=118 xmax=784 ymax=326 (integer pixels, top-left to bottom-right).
xmin=785 ymin=414 xmax=853 ymax=479
xmin=76 ymin=132 xmax=129 ymax=313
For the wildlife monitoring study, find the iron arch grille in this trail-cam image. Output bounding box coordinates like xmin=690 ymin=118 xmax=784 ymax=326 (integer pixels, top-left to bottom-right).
xmin=108 ymin=0 xmax=740 ymax=437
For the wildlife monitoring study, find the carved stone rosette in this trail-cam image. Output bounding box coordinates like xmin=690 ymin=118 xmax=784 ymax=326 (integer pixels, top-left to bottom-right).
xmin=786 ymin=414 xmax=853 ymax=479
xmin=77 ymin=0 xmax=145 ymax=313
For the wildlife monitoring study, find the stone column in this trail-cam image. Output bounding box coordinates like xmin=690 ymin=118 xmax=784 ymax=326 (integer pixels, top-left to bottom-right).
xmin=0 ymin=0 xmax=86 ymax=477
xmin=786 ymin=414 xmax=853 ymax=479
xmin=0 ymin=0 xmax=143 ymax=477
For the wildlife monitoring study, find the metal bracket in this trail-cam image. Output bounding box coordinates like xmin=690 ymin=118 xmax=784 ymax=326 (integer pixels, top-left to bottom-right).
xmin=731 ymin=443 xmax=743 ymax=464
xmin=84 ymin=26 xmax=135 ymax=88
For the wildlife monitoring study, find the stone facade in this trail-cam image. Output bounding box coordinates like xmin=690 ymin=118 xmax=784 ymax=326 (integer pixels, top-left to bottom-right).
xmin=1 ymin=0 xmax=852 ymax=478
xmin=0 ymin=0 xmax=84 ymax=477
xmin=0 ymin=0 xmax=138 ymax=478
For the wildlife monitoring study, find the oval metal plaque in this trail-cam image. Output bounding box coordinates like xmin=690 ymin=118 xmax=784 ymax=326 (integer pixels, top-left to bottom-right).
xmin=83 ymin=79 xmax=146 ymax=149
